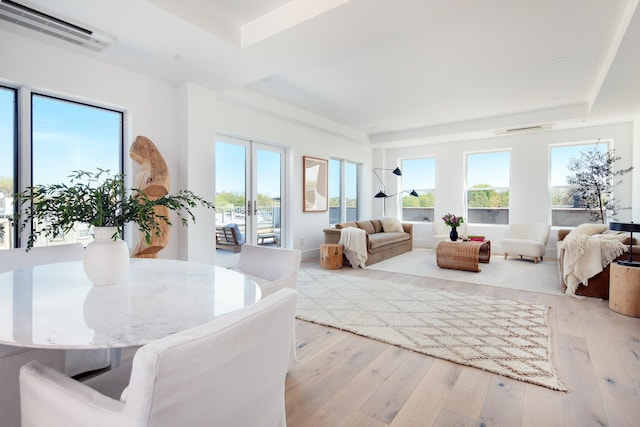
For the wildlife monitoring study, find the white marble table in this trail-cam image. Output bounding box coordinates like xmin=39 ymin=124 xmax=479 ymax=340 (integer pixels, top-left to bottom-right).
xmin=0 ymin=259 xmax=261 ymax=350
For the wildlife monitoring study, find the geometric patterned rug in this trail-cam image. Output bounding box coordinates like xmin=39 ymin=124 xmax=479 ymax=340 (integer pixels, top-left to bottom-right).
xmin=296 ymin=269 xmax=568 ymax=392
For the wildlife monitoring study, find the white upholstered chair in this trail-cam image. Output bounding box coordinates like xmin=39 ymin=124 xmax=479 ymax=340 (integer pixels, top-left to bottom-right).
xmin=232 ymin=244 xmax=301 ymax=367
xmin=20 ymin=288 xmax=298 ymax=427
xmin=501 ymin=222 xmax=551 ymax=264
xmin=0 ymin=243 xmax=109 ymax=427
xmin=433 ymin=219 xmax=468 ymax=245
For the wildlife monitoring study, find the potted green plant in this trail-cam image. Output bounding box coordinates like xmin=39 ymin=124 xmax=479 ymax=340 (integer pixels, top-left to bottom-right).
xmin=9 ymin=169 xmax=215 ymax=285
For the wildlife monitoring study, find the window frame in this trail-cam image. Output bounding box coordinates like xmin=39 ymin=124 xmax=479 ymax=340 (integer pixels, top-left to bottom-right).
xmin=399 ymin=157 xmax=435 ymax=222
xmin=329 ymin=158 xmax=359 ymax=224
xmin=549 ymin=140 xmax=610 ymax=227
xmin=465 ymin=150 xmax=511 ymax=225
xmin=1 ymin=84 xmax=126 ymax=249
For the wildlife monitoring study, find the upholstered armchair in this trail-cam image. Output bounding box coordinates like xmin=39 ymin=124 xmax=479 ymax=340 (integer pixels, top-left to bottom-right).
xmin=501 ymin=222 xmax=551 ymax=263
xmin=19 ymin=288 xmax=297 ymax=427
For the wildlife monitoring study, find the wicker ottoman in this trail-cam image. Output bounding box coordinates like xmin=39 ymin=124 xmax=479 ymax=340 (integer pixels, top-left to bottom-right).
xmin=436 ymin=240 xmax=491 ymax=272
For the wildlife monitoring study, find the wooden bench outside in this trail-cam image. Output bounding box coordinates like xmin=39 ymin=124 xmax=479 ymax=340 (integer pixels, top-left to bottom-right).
xmin=216 ymin=226 xmax=243 ymax=252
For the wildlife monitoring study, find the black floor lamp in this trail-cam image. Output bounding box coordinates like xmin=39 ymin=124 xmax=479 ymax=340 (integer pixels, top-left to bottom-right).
xmin=609 ymin=222 xmax=640 ymax=267
xmin=373 ymin=167 xmax=402 ymax=215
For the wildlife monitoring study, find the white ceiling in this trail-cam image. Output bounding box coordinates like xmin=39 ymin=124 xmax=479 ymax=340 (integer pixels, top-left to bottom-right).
xmin=2 ymin=0 xmax=639 ymax=144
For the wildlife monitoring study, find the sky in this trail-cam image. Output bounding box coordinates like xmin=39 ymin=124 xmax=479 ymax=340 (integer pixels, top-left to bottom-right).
xmin=215 ymin=141 xmax=281 ymax=199
xmin=1 ymin=88 xmax=121 ymax=187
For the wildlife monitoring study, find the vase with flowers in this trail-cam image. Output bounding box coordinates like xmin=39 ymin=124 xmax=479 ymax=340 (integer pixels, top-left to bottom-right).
xmin=442 ymin=213 xmax=464 ymax=241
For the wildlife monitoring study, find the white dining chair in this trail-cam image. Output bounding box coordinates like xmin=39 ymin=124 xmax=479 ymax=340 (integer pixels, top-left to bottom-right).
xmin=232 ymin=244 xmax=301 ymax=367
xmin=0 ymin=243 xmax=110 ymax=427
xmin=19 ymin=288 xmax=297 ymax=427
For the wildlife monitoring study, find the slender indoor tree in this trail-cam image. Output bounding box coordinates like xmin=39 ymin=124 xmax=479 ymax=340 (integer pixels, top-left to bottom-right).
xmin=567 ymin=146 xmax=633 ymax=223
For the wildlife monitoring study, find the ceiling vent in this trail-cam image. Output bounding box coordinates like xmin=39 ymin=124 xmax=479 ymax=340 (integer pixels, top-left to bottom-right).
xmin=0 ymin=0 xmax=114 ymax=52
xmin=493 ymin=123 xmax=552 ymax=136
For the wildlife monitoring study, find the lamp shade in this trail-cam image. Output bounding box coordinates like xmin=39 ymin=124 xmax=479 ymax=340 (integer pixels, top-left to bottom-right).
xmin=609 ymin=222 xmax=640 ymax=233
xmin=374 ymin=191 xmax=388 ymax=198
xmin=609 ymin=221 xmax=639 ymax=267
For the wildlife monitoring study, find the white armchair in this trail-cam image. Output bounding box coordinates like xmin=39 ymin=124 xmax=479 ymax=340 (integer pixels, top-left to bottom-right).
xmin=433 ymin=220 xmax=468 ymax=245
xmin=232 ymin=244 xmax=301 ymax=367
xmin=501 ymin=222 xmax=551 ymax=264
xmin=19 ymin=288 xmax=298 ymax=427
xmin=0 ymin=243 xmax=109 ymax=427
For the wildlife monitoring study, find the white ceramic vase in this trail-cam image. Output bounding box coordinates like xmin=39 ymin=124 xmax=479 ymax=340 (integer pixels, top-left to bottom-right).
xmin=83 ymin=226 xmax=130 ymax=286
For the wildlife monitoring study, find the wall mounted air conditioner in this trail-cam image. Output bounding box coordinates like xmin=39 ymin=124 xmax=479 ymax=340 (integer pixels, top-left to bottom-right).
xmin=493 ymin=123 xmax=552 ymax=136
xmin=0 ymin=0 xmax=114 ymax=52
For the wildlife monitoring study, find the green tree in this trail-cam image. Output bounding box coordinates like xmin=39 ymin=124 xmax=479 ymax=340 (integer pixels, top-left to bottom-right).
xmin=567 ymin=147 xmax=633 ymax=223
xmin=0 ymin=176 xmax=12 ymax=194
xmin=468 ymin=184 xmax=509 ymax=207
xmin=215 ymin=191 xmax=245 ymax=208
xmin=402 ymin=192 xmax=434 ymax=207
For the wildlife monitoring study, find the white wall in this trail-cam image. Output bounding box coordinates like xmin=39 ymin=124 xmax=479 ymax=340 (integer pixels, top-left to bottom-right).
xmin=179 ymin=83 xmax=372 ymax=262
xmin=2 ymin=28 xmax=637 ymax=263
xmin=0 ymin=28 xmax=371 ymax=262
xmin=0 ymin=28 xmax=183 ymax=258
xmin=379 ymin=121 xmax=637 ymax=259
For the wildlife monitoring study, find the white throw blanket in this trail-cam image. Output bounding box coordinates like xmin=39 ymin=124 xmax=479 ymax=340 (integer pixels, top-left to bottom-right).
xmin=561 ymin=233 xmax=626 ymax=296
xmin=338 ymin=227 xmax=368 ymax=268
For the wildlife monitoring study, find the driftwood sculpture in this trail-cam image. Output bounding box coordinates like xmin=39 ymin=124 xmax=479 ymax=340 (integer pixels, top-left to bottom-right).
xmin=130 ymin=135 xmax=170 ymax=258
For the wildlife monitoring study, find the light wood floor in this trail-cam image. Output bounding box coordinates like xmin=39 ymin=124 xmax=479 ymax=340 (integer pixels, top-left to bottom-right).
xmin=285 ymin=262 xmax=640 ymax=427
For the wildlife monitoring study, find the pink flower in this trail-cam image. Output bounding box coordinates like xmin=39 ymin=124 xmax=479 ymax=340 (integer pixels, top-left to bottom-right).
xmin=442 ymin=213 xmax=465 ymax=227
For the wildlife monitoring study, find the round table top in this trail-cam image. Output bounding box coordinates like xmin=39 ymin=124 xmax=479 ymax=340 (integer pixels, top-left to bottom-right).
xmin=0 ymin=259 xmax=261 ymax=349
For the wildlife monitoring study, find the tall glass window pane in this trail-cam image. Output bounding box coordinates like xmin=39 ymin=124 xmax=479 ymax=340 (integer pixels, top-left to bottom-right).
xmin=329 ymin=158 xmax=341 ymax=224
xmin=550 ymin=141 xmax=608 ymax=226
xmin=401 ymin=157 xmax=435 ymax=222
xmin=31 ymin=94 xmax=122 ymax=246
xmin=466 ymin=151 xmax=510 ymax=224
xmin=345 ymin=161 xmax=358 ymax=222
xmin=329 ymin=158 xmax=359 ymax=224
xmin=0 ymin=87 xmax=16 ymax=250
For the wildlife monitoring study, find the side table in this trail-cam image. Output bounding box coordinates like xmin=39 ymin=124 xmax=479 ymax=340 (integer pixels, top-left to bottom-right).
xmin=609 ymin=262 xmax=640 ymax=317
xmin=320 ymin=244 xmax=343 ymax=270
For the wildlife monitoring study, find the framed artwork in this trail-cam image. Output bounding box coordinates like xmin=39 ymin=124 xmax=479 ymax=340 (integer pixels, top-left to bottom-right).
xmin=303 ymin=156 xmax=328 ymax=212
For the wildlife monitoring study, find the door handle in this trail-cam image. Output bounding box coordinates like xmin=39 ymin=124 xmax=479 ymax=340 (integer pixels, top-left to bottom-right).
xmin=247 ymin=200 xmax=252 ymax=217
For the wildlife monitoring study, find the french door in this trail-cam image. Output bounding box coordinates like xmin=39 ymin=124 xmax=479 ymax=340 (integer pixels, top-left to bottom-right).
xmin=215 ymin=135 xmax=286 ymax=248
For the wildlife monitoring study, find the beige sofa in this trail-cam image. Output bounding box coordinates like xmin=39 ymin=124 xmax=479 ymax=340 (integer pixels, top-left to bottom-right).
xmin=323 ymin=219 xmax=413 ymax=266
xmin=557 ymin=225 xmax=639 ymax=299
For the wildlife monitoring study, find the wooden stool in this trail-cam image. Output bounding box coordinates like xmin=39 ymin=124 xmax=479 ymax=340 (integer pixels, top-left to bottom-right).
xmin=320 ymin=244 xmax=343 ymax=270
xmin=609 ymin=262 xmax=640 ymax=317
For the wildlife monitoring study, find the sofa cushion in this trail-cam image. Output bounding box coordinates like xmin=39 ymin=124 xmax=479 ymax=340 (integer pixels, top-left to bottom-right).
xmin=356 ymin=220 xmax=376 ymax=234
xmin=336 ymin=222 xmax=357 ymax=229
xmin=368 ymin=232 xmax=410 ymax=250
xmin=380 ymin=217 xmax=403 ymax=233
xmin=371 ymin=219 xmax=384 ymax=233
xmin=569 ymin=223 xmax=608 ymax=236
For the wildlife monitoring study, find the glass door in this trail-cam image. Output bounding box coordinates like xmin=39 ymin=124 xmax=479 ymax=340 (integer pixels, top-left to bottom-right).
xmin=215 ymin=136 xmax=285 ymax=250
xmin=253 ymin=144 xmax=284 ymax=247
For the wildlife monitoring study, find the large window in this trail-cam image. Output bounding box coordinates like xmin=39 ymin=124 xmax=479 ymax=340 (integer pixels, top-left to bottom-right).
xmin=400 ymin=157 xmax=435 ymax=221
xmin=466 ymin=151 xmax=510 ymax=224
xmin=550 ymin=141 xmax=609 ymax=226
xmin=0 ymin=88 xmax=123 ymax=249
xmin=0 ymin=87 xmax=16 ymax=249
xmin=329 ymin=158 xmax=359 ymax=224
